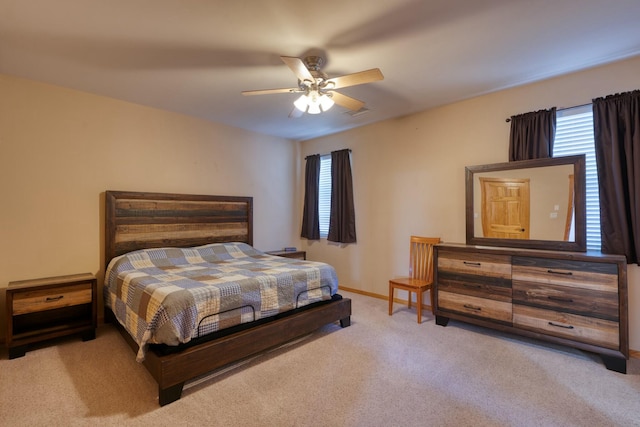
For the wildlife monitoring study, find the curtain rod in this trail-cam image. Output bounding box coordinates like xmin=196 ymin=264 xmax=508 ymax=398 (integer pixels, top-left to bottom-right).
xmin=505 ymin=102 xmax=592 ymax=122
xmin=305 ymin=149 xmax=352 ymax=159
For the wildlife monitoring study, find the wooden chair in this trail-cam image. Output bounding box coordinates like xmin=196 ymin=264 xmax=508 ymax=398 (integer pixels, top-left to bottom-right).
xmin=388 ymin=236 xmax=441 ymax=323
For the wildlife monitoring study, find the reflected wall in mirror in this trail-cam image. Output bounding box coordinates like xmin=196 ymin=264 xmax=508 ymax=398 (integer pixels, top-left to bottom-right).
xmin=466 ymin=155 xmax=586 ymax=252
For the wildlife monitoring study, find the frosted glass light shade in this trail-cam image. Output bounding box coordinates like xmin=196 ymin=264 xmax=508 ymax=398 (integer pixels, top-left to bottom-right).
xmin=293 ymin=91 xmax=334 ymax=114
xmin=319 ymin=94 xmax=334 ymax=111
xmin=294 ymin=95 xmax=308 ymax=112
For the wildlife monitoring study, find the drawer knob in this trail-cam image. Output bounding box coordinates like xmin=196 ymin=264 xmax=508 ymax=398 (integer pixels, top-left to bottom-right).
xmin=45 ymin=295 xmax=64 ymax=302
xmin=547 ymin=269 xmax=573 ymax=276
xmin=548 ymin=321 xmax=574 ymax=329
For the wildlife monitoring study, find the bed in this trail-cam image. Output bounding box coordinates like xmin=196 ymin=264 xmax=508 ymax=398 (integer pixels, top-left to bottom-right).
xmin=104 ymin=190 xmax=352 ymax=405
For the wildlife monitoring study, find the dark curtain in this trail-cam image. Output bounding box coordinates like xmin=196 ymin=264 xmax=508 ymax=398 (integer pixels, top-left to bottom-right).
xmin=593 ymin=90 xmax=640 ymax=264
xmin=301 ymin=154 xmax=320 ymax=240
xmin=508 ymin=108 xmax=557 ymax=161
xmin=328 ymin=149 xmax=357 ymax=243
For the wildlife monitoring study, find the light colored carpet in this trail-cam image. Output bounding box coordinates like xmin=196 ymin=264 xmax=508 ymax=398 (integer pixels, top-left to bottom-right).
xmin=1 ymin=291 xmax=638 ymax=427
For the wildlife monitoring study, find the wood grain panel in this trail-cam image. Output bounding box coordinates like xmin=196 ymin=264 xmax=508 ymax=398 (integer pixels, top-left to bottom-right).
xmin=513 ymin=281 xmax=619 ymax=321
xmin=438 ymin=291 xmax=512 ymax=323
xmin=437 ymin=250 xmax=511 ymax=278
xmin=115 ymin=199 xmax=248 ymax=220
xmin=513 ymin=305 xmax=619 ymax=349
xmin=12 ymin=284 xmax=92 ymax=315
xmin=512 ymin=265 xmax=618 ymax=292
xmin=114 ymin=223 xmax=249 ymax=243
xmin=13 ymin=284 xmax=91 ymax=315
xmin=513 ymin=257 xmax=618 ymax=293
xmin=437 ymin=273 xmax=512 ymax=302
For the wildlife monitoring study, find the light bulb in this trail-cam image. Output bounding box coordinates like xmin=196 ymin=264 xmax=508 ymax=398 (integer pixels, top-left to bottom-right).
xmin=306 ymin=91 xmax=322 ymax=114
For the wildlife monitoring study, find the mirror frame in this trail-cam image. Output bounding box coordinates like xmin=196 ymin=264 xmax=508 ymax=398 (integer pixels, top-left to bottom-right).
xmin=466 ymin=155 xmax=586 ymax=252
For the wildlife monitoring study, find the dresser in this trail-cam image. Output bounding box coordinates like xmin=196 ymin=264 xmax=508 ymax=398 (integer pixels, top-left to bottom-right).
xmin=434 ymin=244 xmax=628 ymax=373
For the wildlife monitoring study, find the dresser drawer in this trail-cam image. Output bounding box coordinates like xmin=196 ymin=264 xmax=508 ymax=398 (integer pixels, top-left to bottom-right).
xmin=512 ymin=257 xmax=618 ymax=292
xmin=438 ymin=250 xmax=511 ymax=279
xmin=513 ymin=305 xmax=619 ymax=349
xmin=12 ymin=283 xmax=93 ymax=315
xmin=513 ymin=281 xmax=618 ymax=320
xmin=438 ymin=291 xmax=512 ymax=323
xmin=438 ymin=274 xmax=512 ymax=302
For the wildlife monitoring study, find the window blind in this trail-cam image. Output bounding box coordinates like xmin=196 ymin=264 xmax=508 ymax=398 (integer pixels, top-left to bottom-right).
xmin=554 ymin=105 xmax=601 ymax=251
xmin=318 ymin=154 xmax=332 ymax=238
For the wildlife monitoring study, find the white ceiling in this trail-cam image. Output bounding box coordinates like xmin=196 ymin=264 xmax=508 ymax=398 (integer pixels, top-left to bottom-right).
xmin=1 ymin=0 xmax=639 ymax=141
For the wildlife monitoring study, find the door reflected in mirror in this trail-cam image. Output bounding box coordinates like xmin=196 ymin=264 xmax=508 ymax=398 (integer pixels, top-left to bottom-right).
xmin=475 ymin=165 xmax=573 ymax=241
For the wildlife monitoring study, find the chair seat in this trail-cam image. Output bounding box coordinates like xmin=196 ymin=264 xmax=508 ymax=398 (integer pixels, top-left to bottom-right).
xmin=388 ymin=277 xmax=431 ymax=290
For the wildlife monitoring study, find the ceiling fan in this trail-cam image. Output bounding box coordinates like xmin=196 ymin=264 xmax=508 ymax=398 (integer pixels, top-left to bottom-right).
xmin=241 ymin=55 xmax=384 ymax=117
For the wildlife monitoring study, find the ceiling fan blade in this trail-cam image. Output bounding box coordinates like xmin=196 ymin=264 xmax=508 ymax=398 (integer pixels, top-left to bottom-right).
xmin=242 ymin=87 xmax=301 ymax=96
xmin=330 ymin=91 xmax=365 ymax=111
xmin=327 ymin=68 xmax=384 ymax=89
xmin=281 ymin=56 xmax=314 ymax=82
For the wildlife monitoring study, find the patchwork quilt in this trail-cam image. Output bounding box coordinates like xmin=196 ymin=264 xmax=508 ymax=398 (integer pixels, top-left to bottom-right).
xmin=104 ymin=242 xmax=338 ymax=361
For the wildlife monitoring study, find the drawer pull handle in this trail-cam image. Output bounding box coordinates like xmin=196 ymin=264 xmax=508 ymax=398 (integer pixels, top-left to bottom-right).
xmin=548 ymin=295 xmax=574 ymax=303
xmin=463 ymin=284 xmax=482 ymax=289
xmin=45 ymin=296 xmax=64 ymax=302
xmin=547 ymin=269 xmax=573 ymax=276
xmin=548 ymin=321 xmax=574 ymax=329
xmin=463 ymin=304 xmax=482 ymax=311
xmin=463 ymin=262 xmax=481 ymax=267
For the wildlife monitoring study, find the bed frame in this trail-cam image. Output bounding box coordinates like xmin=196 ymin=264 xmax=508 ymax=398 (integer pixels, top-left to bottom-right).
xmin=104 ymin=190 xmax=351 ymax=405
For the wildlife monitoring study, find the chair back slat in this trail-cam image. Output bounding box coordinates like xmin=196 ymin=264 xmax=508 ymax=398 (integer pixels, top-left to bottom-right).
xmin=409 ymin=236 xmax=440 ymax=281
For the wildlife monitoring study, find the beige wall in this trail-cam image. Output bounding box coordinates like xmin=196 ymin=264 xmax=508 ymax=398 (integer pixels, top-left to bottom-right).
xmin=0 ymin=75 xmax=299 ymax=336
xmin=299 ymin=56 xmax=640 ymax=352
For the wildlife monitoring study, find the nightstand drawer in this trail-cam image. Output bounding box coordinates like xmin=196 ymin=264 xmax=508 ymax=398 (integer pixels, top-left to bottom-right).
xmin=12 ymin=283 xmax=93 ymax=315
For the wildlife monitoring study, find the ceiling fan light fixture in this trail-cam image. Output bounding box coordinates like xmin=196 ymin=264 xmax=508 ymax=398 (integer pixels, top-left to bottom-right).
xmin=294 ymin=90 xmax=334 ymax=114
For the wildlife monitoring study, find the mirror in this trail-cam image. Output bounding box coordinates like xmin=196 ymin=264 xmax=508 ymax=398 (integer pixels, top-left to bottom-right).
xmin=466 ymin=155 xmax=586 ymax=252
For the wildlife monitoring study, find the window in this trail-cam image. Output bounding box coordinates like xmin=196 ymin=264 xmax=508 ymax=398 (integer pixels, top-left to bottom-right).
xmin=553 ymin=105 xmax=601 ymax=251
xmin=318 ymin=154 xmax=331 ymax=238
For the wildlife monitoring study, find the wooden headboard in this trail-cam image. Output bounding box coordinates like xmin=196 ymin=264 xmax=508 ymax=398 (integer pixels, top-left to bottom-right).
xmin=105 ymin=190 xmax=253 ymax=265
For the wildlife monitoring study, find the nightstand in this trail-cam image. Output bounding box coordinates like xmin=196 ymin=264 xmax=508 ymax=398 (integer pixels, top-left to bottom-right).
xmin=6 ymin=273 xmax=97 ymax=359
xmin=266 ymin=250 xmax=307 ymax=260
